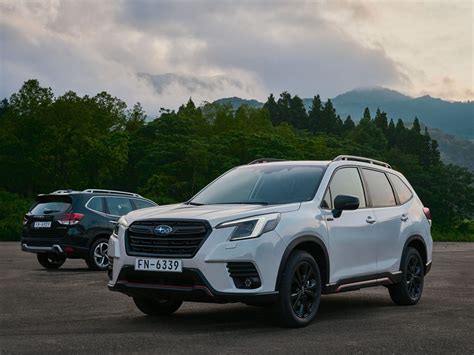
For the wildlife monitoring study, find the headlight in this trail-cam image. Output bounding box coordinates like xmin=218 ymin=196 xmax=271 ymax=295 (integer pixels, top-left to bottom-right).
xmin=216 ymin=213 xmax=280 ymax=241
xmin=113 ymin=216 xmax=129 ymax=235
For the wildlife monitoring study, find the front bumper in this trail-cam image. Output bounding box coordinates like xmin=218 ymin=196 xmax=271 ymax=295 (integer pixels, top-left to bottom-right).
xmin=108 ymin=226 xmax=287 ymax=299
xmin=108 ymin=266 xmax=278 ymax=303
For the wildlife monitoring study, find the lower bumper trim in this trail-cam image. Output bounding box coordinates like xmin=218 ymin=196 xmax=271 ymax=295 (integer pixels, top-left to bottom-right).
xmin=21 ymin=243 xmax=64 ymax=254
xmin=109 ymin=267 xmax=279 ymax=304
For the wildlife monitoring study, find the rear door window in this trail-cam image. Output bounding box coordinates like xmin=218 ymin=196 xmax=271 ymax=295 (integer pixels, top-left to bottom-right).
xmin=30 ymin=198 xmax=71 ymax=215
xmin=362 ymin=169 xmax=396 ymax=207
xmin=388 ymin=174 xmax=413 ymax=204
xmin=329 ymin=167 xmax=366 ymax=208
xmin=106 ymin=197 xmax=134 ymax=216
xmin=87 ymin=197 xmax=105 ymax=213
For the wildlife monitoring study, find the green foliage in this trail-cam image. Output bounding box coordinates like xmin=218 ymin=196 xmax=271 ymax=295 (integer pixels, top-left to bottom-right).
xmin=0 ymin=80 xmax=473 ymax=242
xmin=0 ymin=190 xmax=33 ymax=241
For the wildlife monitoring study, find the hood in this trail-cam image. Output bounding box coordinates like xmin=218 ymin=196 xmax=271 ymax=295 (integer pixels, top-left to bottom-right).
xmin=124 ymin=202 xmax=300 ymax=227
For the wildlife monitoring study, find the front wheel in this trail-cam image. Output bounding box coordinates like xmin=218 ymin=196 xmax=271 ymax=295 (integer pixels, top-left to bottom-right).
xmin=277 ymin=250 xmax=321 ymax=328
xmin=133 ymin=297 xmax=183 ymax=316
xmin=388 ymin=247 xmax=424 ymax=305
xmin=37 ymin=253 xmax=66 ymax=269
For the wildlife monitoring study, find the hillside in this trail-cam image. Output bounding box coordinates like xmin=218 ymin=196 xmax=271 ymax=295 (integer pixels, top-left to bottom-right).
xmin=214 ymin=88 xmax=474 ymax=139
xmin=330 ymin=88 xmax=473 ymax=139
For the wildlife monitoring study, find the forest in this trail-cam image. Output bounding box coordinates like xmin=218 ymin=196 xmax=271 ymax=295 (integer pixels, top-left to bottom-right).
xmin=0 ymin=80 xmax=472 ymax=241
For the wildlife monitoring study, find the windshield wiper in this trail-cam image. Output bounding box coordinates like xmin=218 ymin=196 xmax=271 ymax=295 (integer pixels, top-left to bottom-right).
xmin=187 ymin=201 xmax=206 ymax=206
xmin=216 ymin=201 xmax=269 ymax=205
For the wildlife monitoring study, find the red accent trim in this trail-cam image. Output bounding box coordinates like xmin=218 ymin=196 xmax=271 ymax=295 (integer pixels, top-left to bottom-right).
xmin=121 ymin=280 xmax=214 ymax=296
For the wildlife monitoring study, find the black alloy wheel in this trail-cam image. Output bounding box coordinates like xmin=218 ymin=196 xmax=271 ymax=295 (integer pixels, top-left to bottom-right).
xmin=389 ymin=247 xmax=425 ymax=305
xmin=277 ymin=250 xmax=321 ymax=327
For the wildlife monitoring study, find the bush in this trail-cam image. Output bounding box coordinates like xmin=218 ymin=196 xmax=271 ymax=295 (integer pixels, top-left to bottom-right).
xmin=431 ymin=221 xmax=474 ymax=242
xmin=0 ymin=190 xmax=33 ymax=241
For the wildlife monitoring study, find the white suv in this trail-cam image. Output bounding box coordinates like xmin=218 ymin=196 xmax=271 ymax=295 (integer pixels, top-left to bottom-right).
xmin=108 ymin=155 xmax=433 ymax=327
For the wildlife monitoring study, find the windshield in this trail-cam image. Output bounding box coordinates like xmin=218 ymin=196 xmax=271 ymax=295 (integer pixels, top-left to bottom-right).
xmin=191 ymin=164 xmax=325 ymax=205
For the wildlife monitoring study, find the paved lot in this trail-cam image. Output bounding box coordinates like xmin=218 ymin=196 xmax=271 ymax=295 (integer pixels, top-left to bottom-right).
xmin=0 ymin=242 xmax=473 ymax=354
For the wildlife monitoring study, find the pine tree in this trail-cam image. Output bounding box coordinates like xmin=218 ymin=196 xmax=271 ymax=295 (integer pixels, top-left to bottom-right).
xmin=308 ymin=95 xmax=323 ymax=133
xmin=263 ymin=94 xmax=279 ymax=125
xmin=374 ymin=108 xmax=388 ymax=133
xmin=343 ymin=115 xmax=355 ymax=132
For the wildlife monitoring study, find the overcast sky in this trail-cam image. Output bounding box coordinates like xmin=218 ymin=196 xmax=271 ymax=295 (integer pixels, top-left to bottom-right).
xmin=0 ymin=0 xmax=472 ymax=112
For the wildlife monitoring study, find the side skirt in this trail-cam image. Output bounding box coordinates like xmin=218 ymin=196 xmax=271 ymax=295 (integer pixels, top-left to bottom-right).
xmin=323 ymin=271 xmax=402 ymax=294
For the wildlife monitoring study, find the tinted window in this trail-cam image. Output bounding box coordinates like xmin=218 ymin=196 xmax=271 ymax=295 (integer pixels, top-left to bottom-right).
xmin=191 ymin=165 xmax=325 ymax=205
xmin=389 ymin=174 xmax=413 ymax=204
xmin=30 ymin=201 xmax=71 ymax=215
xmin=106 ymin=197 xmax=133 ymax=216
xmin=329 ymin=168 xmax=366 ymax=208
xmin=87 ymin=197 xmax=104 ymax=212
xmin=362 ymin=169 xmax=396 ymax=207
xmin=133 ymin=199 xmax=155 ymax=209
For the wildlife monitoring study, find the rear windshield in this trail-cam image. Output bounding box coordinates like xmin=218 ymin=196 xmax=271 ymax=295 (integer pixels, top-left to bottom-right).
xmin=30 ymin=197 xmax=72 ymax=215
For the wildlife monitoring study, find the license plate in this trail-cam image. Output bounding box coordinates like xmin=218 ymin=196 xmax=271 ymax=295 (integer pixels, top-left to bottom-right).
xmin=34 ymin=221 xmax=52 ymax=228
xmin=134 ymin=258 xmax=182 ymax=272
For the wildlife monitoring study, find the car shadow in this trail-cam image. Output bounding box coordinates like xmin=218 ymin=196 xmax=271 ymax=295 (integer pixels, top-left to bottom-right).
xmin=120 ymin=293 xmax=394 ymax=331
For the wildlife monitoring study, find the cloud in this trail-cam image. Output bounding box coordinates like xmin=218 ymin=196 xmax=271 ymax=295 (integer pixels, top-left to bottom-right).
xmin=0 ymin=0 xmax=452 ymax=113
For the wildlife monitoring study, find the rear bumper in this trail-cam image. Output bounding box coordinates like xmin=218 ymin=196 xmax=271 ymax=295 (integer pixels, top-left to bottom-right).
xmin=425 ymin=260 xmax=432 ymax=275
xmin=21 ymin=243 xmax=64 ymax=254
xmin=20 ymin=237 xmax=90 ymax=258
xmin=108 ymin=266 xmax=278 ymax=304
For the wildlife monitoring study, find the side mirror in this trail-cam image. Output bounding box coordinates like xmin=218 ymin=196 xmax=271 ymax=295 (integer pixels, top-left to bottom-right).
xmin=332 ymin=195 xmax=359 ymax=218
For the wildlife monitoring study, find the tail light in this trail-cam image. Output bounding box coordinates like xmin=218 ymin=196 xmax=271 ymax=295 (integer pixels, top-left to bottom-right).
xmin=423 ymin=207 xmax=432 ymax=225
xmin=58 ymin=213 xmax=84 ymax=226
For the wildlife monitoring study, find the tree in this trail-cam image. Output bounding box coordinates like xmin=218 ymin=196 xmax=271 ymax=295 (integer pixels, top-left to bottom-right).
xmin=308 ymin=95 xmax=323 ymax=132
xmin=374 ymin=108 xmax=388 ymax=133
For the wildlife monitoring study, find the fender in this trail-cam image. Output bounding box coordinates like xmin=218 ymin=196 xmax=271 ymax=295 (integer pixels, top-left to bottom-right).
xmin=275 ymin=234 xmax=329 ymax=291
xmin=401 ymin=234 xmax=428 ymax=272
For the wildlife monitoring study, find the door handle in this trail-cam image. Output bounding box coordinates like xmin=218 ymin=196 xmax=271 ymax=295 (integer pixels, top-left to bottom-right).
xmin=366 ymin=216 xmax=376 ymax=224
xmin=401 ymin=214 xmax=408 ymax=222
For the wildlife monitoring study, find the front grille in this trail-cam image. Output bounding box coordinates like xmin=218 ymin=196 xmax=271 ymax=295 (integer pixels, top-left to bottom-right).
xmin=125 ymin=220 xmax=211 ymax=258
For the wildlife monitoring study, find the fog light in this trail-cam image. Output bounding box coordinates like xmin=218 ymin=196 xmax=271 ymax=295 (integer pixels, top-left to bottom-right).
xmin=226 ymin=262 xmax=261 ymax=289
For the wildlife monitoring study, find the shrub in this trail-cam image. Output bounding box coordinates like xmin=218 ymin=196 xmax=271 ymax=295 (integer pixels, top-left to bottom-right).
xmin=0 ymin=190 xmax=33 ymax=241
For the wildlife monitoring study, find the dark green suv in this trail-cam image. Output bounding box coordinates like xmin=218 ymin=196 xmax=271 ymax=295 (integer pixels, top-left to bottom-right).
xmin=21 ymin=189 xmax=157 ymax=270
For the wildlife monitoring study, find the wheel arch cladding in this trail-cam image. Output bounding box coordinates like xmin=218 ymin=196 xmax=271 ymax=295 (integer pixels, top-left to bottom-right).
xmin=276 ymin=236 xmax=329 ymax=290
xmin=404 ymin=235 xmax=427 ymax=272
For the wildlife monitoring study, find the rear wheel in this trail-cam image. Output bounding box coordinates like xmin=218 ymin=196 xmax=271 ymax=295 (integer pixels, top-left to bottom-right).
xmin=37 ymin=253 xmax=66 ymax=269
xmin=86 ymin=238 xmax=109 ymax=271
xmin=133 ymin=297 xmax=183 ymax=316
xmin=277 ymin=250 xmax=321 ymax=328
xmin=389 ymin=247 xmax=424 ymax=305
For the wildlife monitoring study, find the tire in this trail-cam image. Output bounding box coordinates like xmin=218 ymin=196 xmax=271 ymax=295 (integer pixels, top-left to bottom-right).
xmin=133 ymin=297 xmax=183 ymax=316
xmin=37 ymin=253 xmax=66 ymax=269
xmin=389 ymin=247 xmax=424 ymax=305
xmin=86 ymin=238 xmax=109 ymax=271
xmin=277 ymin=250 xmax=322 ymax=328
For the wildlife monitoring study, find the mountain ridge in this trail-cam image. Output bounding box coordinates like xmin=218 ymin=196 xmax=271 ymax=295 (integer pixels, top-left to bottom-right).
xmin=213 ymin=87 xmax=473 ymax=139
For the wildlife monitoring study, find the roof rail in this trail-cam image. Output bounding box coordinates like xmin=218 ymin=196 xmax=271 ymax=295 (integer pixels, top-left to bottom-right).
xmin=333 ymin=155 xmax=392 ymax=169
xmin=51 ymin=189 xmax=74 ymax=194
xmin=248 ymin=158 xmax=287 ymax=165
xmin=82 ymin=189 xmax=143 ymax=198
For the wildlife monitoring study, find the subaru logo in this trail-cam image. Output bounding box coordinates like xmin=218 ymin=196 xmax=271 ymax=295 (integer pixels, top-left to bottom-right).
xmin=154 ymin=225 xmax=173 ymax=235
